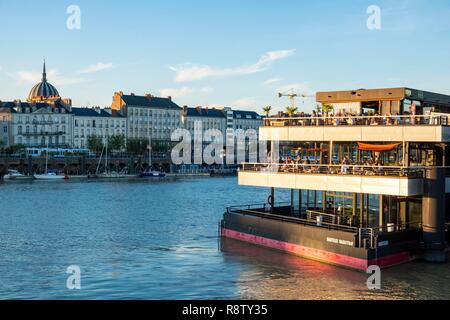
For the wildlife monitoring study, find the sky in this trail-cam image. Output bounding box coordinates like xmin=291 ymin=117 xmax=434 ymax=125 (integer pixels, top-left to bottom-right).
xmin=0 ymin=0 xmax=449 ymax=113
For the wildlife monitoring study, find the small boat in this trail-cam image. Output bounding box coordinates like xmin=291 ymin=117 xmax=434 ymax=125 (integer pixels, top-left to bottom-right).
xmin=3 ymin=169 xmax=35 ymax=181
xmin=90 ymin=139 xmax=128 ymax=179
xmin=139 ymin=134 xmax=166 ymax=178
xmin=140 ymin=169 xmax=166 ymax=178
xmin=34 ymin=170 xmax=68 ymax=180
xmin=90 ymin=171 xmax=127 ymax=179
xmin=33 ymin=141 xmax=68 ymax=180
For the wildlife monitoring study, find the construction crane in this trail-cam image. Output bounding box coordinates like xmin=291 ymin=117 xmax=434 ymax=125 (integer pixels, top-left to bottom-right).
xmin=278 ymin=89 xmax=314 ymax=110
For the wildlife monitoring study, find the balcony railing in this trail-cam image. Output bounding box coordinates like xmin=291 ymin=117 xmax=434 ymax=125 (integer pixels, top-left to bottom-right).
xmin=21 ymin=131 xmax=66 ymax=137
xmin=241 ymin=163 xmax=429 ymax=178
xmin=264 ymin=114 xmax=450 ymax=127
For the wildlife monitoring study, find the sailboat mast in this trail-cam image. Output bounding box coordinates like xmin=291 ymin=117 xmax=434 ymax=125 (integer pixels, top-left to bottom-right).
xmin=147 ymin=112 xmax=152 ymax=170
xmin=105 ymin=138 xmax=108 ymax=173
xmin=149 ymin=134 xmax=152 ymax=169
xmin=95 ymin=144 xmax=104 ymax=175
xmin=45 ymin=133 xmax=49 ymax=174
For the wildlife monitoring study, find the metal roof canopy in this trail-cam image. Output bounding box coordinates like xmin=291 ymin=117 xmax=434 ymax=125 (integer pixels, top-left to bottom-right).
xmin=316 ymin=87 xmax=450 ymax=106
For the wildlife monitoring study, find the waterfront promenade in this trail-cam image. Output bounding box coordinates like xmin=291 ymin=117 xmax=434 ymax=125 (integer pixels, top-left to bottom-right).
xmin=0 ymin=154 xmax=172 ymax=176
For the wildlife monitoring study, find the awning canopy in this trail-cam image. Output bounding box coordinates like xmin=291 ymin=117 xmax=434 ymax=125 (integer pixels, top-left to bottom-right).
xmin=357 ymin=142 xmax=401 ymax=152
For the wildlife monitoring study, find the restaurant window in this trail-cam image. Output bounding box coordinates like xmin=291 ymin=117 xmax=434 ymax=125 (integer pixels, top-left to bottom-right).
xmin=407 ymin=198 xmax=422 ymax=225
xmin=366 ymin=194 xmax=380 ymax=228
xmin=382 ymin=195 xmax=399 ymax=226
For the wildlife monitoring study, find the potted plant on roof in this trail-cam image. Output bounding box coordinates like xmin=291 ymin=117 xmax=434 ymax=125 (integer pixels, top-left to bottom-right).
xmin=262 ymin=105 xmax=272 ymax=117
xmin=262 ymin=105 xmax=272 ymax=125
xmin=285 ymin=105 xmax=298 ymax=125
xmin=321 ymin=103 xmax=334 ymax=125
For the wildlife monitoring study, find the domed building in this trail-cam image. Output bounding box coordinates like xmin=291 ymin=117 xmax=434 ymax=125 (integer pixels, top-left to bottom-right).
xmin=27 ymin=61 xmax=61 ymax=103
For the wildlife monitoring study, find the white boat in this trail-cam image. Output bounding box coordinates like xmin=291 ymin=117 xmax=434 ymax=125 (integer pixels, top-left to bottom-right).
xmin=92 ymin=171 xmax=127 ymax=179
xmin=34 ymin=171 xmax=68 ymax=180
xmin=139 ymin=132 xmax=166 ymax=178
xmin=91 ymin=140 xmax=127 ymax=179
xmin=33 ymin=141 xmax=68 ymax=180
xmin=3 ymin=169 xmax=34 ymax=181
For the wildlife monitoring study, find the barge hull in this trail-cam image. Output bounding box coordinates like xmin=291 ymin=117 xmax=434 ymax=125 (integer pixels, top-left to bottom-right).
xmin=221 ymin=212 xmax=418 ymax=271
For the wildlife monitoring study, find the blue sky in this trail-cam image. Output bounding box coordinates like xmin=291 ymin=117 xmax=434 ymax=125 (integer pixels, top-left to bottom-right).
xmin=0 ymin=0 xmax=449 ymax=113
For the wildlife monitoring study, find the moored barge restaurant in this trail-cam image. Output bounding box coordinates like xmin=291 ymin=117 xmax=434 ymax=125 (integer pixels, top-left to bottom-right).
xmin=221 ymin=87 xmax=450 ymax=271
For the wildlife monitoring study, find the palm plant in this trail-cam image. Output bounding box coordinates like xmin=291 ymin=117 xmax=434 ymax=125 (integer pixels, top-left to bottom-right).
xmin=262 ymin=105 xmax=272 ymax=117
xmin=285 ymin=106 xmax=298 ymax=117
xmin=321 ymin=103 xmax=334 ymax=117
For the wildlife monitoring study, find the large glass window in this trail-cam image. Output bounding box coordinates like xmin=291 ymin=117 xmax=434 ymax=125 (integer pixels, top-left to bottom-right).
xmin=367 ymin=194 xmax=380 ymax=228
xmin=382 ymin=195 xmax=399 ymax=226
xmin=408 ymin=198 xmax=422 ymax=225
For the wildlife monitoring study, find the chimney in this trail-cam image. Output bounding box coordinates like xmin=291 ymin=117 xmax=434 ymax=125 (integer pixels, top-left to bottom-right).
xmin=130 ymin=93 xmax=135 ymax=96
xmin=168 ymin=96 xmax=172 ymax=101
xmin=145 ymin=93 xmax=152 ymax=100
xmin=183 ymin=105 xmax=188 ymax=115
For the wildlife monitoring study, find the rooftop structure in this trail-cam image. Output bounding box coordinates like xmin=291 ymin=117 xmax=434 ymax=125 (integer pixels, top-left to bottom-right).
xmin=316 ymin=87 xmax=450 ymax=115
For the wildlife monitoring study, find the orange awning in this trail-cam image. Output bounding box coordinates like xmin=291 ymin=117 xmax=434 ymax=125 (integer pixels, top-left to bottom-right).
xmin=357 ymin=142 xmax=401 ymax=152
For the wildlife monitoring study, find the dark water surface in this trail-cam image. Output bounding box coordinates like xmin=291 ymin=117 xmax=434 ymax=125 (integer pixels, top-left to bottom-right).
xmin=0 ymin=177 xmax=449 ymax=299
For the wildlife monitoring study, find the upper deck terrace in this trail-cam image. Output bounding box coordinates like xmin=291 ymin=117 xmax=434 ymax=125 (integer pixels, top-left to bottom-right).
xmin=239 ymin=163 xmax=450 ymax=196
xmin=261 ymin=114 xmax=450 ymax=142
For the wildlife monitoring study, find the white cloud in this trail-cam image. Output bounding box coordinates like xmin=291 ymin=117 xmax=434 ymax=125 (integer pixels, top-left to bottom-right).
xmin=200 ymin=87 xmax=214 ymax=93
xmin=158 ymin=87 xmax=193 ymax=98
xmin=78 ymin=62 xmax=113 ymax=74
xmin=262 ymin=78 xmax=283 ymax=86
xmin=233 ymin=97 xmax=257 ymax=108
xmin=12 ymin=69 xmax=88 ymax=86
xmin=158 ymin=86 xmax=214 ymax=98
xmin=170 ymin=49 xmax=295 ymax=82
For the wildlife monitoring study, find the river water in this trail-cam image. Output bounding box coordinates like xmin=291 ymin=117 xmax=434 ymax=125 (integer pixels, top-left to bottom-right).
xmin=0 ymin=176 xmax=449 ymax=300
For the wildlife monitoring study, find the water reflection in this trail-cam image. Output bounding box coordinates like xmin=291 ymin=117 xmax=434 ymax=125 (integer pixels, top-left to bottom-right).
xmin=0 ymin=177 xmax=449 ymax=299
xmin=221 ymin=238 xmax=450 ymax=300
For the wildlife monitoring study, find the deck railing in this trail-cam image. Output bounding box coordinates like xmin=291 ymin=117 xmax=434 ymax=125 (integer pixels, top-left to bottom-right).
xmin=226 ymin=205 xmax=359 ymax=234
xmin=241 ymin=163 xmax=427 ymax=178
xmin=226 ymin=204 xmax=423 ymax=249
xmin=264 ymin=114 xmax=450 ymax=127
